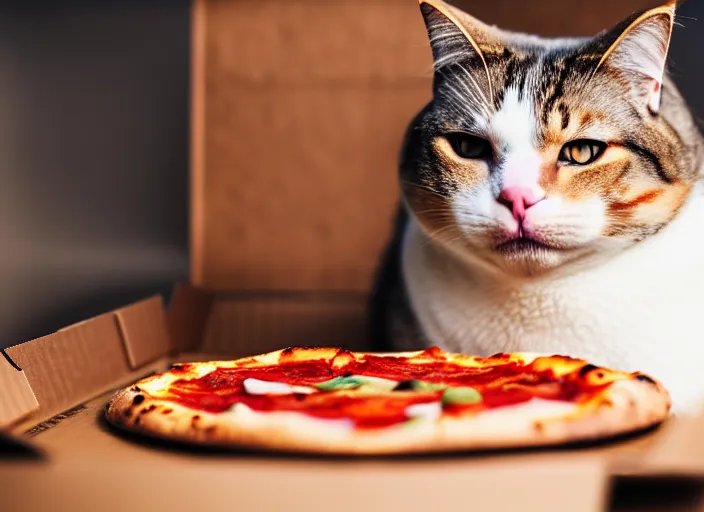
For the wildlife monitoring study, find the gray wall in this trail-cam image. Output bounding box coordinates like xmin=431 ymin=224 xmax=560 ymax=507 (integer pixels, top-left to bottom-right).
xmin=0 ymin=1 xmax=701 ymax=349
xmin=0 ymin=1 xmax=190 ymax=348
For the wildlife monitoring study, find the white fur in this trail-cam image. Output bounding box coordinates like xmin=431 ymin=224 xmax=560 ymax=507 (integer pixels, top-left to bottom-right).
xmin=489 ymin=87 xmax=544 ymax=194
xmin=403 ymin=190 xmax=704 ymax=415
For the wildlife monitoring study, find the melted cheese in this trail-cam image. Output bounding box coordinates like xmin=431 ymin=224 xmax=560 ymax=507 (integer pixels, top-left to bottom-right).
xmin=405 ymin=402 xmax=442 ymax=421
xmin=242 ymin=378 xmax=315 ymax=395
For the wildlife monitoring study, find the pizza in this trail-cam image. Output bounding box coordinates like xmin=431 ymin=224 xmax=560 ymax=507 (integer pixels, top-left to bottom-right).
xmin=104 ymin=347 xmax=671 ymax=455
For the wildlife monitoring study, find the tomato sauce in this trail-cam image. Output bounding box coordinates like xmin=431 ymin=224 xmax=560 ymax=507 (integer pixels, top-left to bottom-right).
xmin=165 ymin=349 xmax=605 ymax=429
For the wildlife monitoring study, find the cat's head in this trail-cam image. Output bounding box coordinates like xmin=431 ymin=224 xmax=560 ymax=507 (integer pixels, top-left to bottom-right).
xmin=401 ymin=0 xmax=702 ymax=277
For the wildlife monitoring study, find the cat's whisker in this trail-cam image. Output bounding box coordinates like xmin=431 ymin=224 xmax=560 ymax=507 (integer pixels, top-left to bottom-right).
xmin=400 ymin=181 xmax=451 ymax=201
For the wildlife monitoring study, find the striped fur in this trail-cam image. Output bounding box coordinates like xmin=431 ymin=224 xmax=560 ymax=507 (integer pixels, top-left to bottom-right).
xmin=370 ymin=0 xmax=704 ymax=413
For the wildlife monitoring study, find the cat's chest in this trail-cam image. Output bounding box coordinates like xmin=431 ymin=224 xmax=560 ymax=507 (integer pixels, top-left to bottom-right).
xmin=401 ymin=206 xmax=704 ymax=371
xmin=410 ymin=265 xmax=695 ymax=358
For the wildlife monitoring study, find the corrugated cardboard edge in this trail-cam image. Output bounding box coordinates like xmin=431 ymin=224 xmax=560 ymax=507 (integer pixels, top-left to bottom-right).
xmin=0 ymin=351 xmax=39 ymax=428
xmin=190 ymin=0 xmax=207 ymax=287
xmin=0 ymin=295 xmax=173 ymax=433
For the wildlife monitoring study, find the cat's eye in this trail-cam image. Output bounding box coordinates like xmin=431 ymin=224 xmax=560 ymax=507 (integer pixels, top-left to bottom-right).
xmin=559 ymin=140 xmax=607 ymax=166
xmin=446 ymin=133 xmax=492 ymax=160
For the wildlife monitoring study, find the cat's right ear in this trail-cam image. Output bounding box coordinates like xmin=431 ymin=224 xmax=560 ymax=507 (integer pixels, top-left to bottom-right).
xmin=418 ymin=0 xmax=494 ymax=103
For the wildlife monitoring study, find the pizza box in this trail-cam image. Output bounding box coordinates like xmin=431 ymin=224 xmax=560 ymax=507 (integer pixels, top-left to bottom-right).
xmin=2 ymin=0 xmax=704 ymax=510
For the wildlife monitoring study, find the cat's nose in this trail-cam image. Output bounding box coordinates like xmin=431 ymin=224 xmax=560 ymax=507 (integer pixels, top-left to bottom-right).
xmin=498 ymin=186 xmax=546 ymax=220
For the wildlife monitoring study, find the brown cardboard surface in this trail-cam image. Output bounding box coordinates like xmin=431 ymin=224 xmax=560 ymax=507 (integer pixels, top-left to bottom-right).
xmin=199 ymin=293 xmax=369 ymax=356
xmin=631 ymin=415 xmax=704 ymax=477
xmin=191 ymin=0 xmax=427 ymax=291
xmin=167 ymin=283 xmax=215 ymax=353
xmin=196 ymin=87 xmax=419 ymax=291
xmin=116 ymin=296 xmax=171 ymax=369
xmin=0 ymin=458 xmax=607 ymax=512
xmin=0 ymin=353 xmax=38 ymax=428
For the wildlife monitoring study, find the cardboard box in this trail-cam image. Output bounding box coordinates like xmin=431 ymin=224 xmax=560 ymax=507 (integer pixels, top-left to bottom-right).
xmin=2 ymin=0 xmax=703 ymax=510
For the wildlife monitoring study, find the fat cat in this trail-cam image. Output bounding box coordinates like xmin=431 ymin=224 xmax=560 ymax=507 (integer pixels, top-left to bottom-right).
xmin=370 ymin=0 xmax=704 ymax=414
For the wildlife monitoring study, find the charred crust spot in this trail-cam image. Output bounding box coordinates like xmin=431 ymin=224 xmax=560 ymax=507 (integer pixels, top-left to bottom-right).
xmin=162 ymin=409 xmax=173 ymax=415
xmin=533 ymin=421 xmax=544 ymax=434
xmin=635 ymin=374 xmax=657 ymax=385
xmin=293 ymin=393 xmax=307 ymax=401
xmin=597 ymin=372 xmax=605 ymax=379
xmin=140 ymin=405 xmax=157 ymax=415
xmin=393 ymin=380 xmax=415 ymax=391
xmin=169 ymin=364 xmax=184 ymax=372
xmin=579 ymin=364 xmax=598 ymax=378
xmin=131 ymin=386 xmax=141 ymax=392
xmin=281 ymin=347 xmax=295 ymax=356
xmin=134 ymin=416 xmax=141 ymax=426
xmin=132 ymin=394 xmax=145 ymax=405
xmin=488 ymin=353 xmax=509 ymax=360
xmin=123 ymin=409 xmax=131 ymax=418
xmin=341 ymin=371 xmax=353 ymax=378
xmin=191 ymin=415 xmax=201 ymax=427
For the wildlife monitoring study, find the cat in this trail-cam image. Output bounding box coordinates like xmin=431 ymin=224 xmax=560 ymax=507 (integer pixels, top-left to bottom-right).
xmin=369 ymin=0 xmax=704 ymax=415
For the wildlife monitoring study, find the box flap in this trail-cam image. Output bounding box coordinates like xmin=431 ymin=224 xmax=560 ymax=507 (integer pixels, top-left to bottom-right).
xmin=0 ymin=351 xmax=38 ymax=428
xmin=4 ymin=313 xmax=132 ymax=429
xmin=115 ymin=296 xmax=171 ymax=369
xmin=3 ymin=295 xmax=171 ymax=430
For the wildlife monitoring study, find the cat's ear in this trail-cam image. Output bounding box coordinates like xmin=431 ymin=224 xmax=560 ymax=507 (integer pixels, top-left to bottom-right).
xmin=594 ymin=1 xmax=676 ymax=115
xmin=418 ymin=0 xmax=494 ymax=102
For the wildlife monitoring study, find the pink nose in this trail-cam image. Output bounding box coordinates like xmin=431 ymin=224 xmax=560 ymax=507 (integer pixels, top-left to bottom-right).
xmin=498 ymin=186 xmax=545 ymax=220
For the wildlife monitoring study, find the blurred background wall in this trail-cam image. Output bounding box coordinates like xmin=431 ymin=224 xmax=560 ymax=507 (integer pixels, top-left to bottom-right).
xmin=0 ymin=0 xmax=190 ymax=348
xmin=0 ymin=0 xmax=701 ymax=349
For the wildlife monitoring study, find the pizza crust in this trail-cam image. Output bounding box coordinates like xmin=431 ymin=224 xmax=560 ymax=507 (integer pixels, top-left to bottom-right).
xmin=105 ymin=349 xmax=671 ymax=455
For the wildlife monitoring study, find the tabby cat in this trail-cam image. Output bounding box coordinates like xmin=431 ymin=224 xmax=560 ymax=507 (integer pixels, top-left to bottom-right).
xmin=370 ymin=0 xmax=704 ymax=414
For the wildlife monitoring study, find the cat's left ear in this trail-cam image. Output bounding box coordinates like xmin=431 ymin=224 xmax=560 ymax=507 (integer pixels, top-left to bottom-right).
xmin=594 ymin=0 xmax=676 ymax=115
